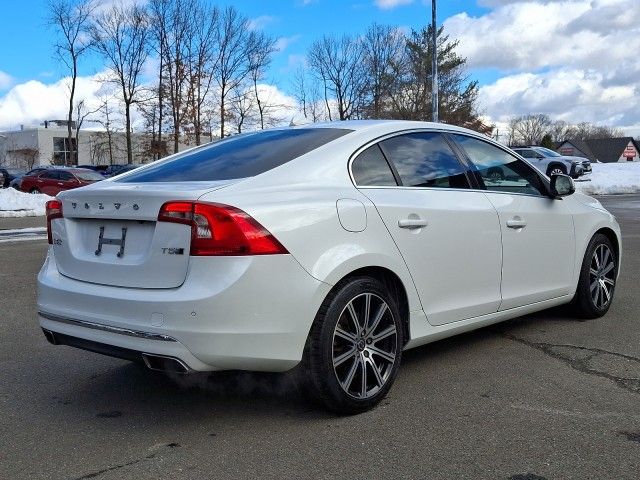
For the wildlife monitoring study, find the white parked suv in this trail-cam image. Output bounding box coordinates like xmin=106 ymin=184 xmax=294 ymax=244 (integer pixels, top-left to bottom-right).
xmin=38 ymin=120 xmax=621 ymax=413
xmin=512 ymin=146 xmax=592 ymax=179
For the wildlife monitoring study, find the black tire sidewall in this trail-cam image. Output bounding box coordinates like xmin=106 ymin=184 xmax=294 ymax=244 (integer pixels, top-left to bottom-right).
xmin=306 ymin=277 xmax=404 ymax=414
xmin=574 ymin=233 xmax=617 ymax=318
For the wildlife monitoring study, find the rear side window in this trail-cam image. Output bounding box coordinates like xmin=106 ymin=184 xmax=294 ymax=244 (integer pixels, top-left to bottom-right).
xmin=75 ymin=171 xmax=104 ymax=181
xmin=351 ymin=145 xmax=397 ymax=186
xmin=515 ymin=149 xmax=535 ymax=158
xmin=42 ymin=171 xmax=59 ymax=179
xmin=119 ymin=128 xmax=352 ymax=183
xmin=379 ymin=132 xmax=470 ymax=189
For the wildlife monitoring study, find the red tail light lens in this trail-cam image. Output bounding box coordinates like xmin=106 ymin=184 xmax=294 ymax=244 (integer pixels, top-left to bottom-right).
xmin=46 ymin=200 xmax=63 ymax=244
xmin=158 ymin=201 xmax=288 ymax=256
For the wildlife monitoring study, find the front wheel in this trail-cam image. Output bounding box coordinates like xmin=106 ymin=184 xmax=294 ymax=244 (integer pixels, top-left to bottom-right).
xmin=548 ymin=165 xmax=566 ymax=177
xmin=29 ymin=187 xmax=41 ymax=194
xmin=303 ymin=277 xmax=404 ymax=414
xmin=569 ymin=233 xmax=617 ymax=319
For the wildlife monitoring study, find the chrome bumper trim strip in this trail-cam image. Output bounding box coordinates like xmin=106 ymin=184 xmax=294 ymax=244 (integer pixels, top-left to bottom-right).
xmin=38 ymin=311 xmax=178 ymax=342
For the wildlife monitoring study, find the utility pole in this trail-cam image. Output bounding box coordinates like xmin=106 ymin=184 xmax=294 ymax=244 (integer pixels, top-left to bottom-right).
xmin=431 ymin=0 xmax=439 ymax=123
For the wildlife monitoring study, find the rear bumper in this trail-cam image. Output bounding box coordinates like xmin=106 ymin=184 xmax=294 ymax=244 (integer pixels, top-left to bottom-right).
xmin=37 ymin=249 xmax=331 ymax=372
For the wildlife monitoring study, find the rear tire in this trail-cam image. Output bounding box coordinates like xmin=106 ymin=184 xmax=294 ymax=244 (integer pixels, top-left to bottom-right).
xmin=303 ymin=276 xmax=404 ymax=414
xmin=29 ymin=187 xmax=40 ymax=194
xmin=569 ymin=233 xmax=617 ymax=319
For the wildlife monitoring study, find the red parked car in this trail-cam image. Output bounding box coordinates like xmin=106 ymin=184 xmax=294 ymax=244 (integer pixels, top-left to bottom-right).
xmin=20 ymin=168 xmax=104 ymax=196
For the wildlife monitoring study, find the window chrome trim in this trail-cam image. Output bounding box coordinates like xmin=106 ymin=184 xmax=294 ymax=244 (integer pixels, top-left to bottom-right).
xmin=347 ymin=127 xmax=552 ymax=199
xmin=38 ymin=311 xmax=178 ymax=342
xmin=356 ymin=185 xmax=550 ymax=199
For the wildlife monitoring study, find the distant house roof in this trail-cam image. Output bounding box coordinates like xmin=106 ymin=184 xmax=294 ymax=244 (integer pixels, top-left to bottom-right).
xmin=584 ymin=137 xmax=639 ymax=163
xmin=558 ymin=137 xmax=640 ymax=162
xmin=559 ymin=139 xmax=597 ymax=161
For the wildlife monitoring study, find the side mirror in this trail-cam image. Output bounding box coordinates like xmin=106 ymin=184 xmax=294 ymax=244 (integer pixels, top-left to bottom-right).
xmin=550 ymin=174 xmax=575 ymax=198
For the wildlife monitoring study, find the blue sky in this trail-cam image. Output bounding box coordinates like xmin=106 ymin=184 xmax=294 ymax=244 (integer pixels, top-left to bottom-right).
xmin=1 ymin=0 xmax=639 ymax=135
xmin=0 ymin=0 xmax=494 ymax=90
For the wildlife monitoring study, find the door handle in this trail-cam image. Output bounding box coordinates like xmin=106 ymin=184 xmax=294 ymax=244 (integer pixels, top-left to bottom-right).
xmin=57 ymin=182 xmax=64 ymax=185
xmin=506 ymin=217 xmax=527 ymax=229
xmin=398 ymin=218 xmax=428 ymax=229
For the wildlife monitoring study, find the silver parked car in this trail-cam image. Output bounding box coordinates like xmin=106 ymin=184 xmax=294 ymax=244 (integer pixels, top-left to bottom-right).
xmin=512 ymin=146 xmax=591 ymax=179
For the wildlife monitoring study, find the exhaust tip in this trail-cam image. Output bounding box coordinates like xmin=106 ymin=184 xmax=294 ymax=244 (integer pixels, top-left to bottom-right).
xmin=141 ymin=353 xmax=190 ymax=374
xmin=42 ymin=328 xmax=57 ymax=345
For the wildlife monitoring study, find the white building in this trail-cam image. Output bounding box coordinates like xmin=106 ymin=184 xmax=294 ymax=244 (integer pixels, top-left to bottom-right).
xmin=0 ymin=120 xmax=210 ymax=169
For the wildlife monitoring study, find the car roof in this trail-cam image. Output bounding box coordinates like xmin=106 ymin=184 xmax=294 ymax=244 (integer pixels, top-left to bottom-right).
xmin=290 ymin=119 xmax=485 ymax=137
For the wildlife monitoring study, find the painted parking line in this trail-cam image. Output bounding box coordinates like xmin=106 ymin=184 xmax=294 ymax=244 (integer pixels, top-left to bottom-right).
xmin=0 ymin=227 xmax=47 ymax=243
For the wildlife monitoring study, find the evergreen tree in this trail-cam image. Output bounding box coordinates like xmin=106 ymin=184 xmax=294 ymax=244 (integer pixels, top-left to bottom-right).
xmin=379 ymin=24 xmax=488 ymax=133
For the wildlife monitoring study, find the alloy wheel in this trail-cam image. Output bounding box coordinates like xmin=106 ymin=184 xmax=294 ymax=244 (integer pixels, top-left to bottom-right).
xmin=589 ymin=244 xmax=615 ymax=309
xmin=550 ymin=168 xmax=564 ymax=176
xmin=332 ymin=293 xmax=397 ymax=399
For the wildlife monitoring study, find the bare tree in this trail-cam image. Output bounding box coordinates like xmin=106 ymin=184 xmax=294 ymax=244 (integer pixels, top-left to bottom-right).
xmin=292 ymin=67 xmax=325 ymax=122
xmin=247 ymin=32 xmax=276 ymax=129
xmin=228 ymin=85 xmax=255 ymax=134
xmin=361 ymin=23 xmax=405 ymax=119
xmin=48 ymin=0 xmax=95 ymax=165
xmin=148 ymin=0 xmax=171 ymax=158
xmin=308 ymin=34 xmax=367 ymax=120
xmin=85 ymin=96 xmax=118 ymax=165
xmin=185 ymin=3 xmax=220 ymax=145
xmin=508 ymin=114 xmax=552 ymax=145
xmin=73 ymin=99 xmax=102 ymax=163
xmin=91 ymin=3 xmax=150 ymax=163
xmin=215 ymin=6 xmax=255 ymax=137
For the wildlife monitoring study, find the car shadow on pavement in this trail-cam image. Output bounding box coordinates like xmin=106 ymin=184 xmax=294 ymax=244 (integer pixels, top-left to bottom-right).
xmin=49 ymin=306 xmax=576 ymax=421
xmin=58 ymin=359 xmax=335 ymax=421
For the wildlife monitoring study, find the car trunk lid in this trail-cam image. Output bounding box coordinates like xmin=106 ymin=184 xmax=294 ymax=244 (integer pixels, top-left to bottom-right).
xmin=52 ymin=180 xmax=236 ymax=288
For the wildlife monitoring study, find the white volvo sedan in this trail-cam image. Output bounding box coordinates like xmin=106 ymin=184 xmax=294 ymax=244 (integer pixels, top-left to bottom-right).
xmin=38 ymin=120 xmax=621 ymax=413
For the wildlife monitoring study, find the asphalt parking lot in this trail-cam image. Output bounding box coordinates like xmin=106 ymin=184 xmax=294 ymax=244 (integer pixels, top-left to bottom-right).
xmin=1 ymin=195 xmax=638 ymax=480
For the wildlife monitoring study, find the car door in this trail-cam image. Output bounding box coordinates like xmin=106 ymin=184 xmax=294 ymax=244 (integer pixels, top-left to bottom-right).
xmin=353 ymin=131 xmax=503 ymax=326
xmin=450 ymin=134 xmax=575 ymax=310
xmin=37 ymin=171 xmax=60 ymax=196
xmin=57 ymin=171 xmax=79 ymax=194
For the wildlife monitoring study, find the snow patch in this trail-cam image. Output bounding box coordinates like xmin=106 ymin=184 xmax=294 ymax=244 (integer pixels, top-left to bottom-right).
xmin=0 ymin=188 xmax=53 ymax=217
xmin=575 ymin=162 xmax=640 ymax=195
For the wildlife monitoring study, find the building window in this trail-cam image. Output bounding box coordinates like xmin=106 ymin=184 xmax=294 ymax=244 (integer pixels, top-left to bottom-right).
xmin=53 ymin=137 xmax=77 ymax=165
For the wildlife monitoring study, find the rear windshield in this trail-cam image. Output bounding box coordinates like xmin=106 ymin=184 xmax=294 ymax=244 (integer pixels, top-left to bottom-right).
xmin=75 ymin=170 xmax=104 ymax=181
xmin=118 ymin=128 xmax=353 ymax=183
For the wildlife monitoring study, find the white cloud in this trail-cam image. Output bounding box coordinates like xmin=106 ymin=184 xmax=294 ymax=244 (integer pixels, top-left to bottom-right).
xmin=274 ymin=35 xmax=301 ymax=53
xmin=444 ymin=0 xmax=640 ymax=134
xmin=247 ymin=15 xmax=277 ymax=31
xmin=0 ymin=73 xmax=118 ymax=131
xmin=479 ymin=68 xmax=640 ymax=133
xmin=0 ymin=73 xmax=302 ymax=134
xmin=374 ymin=0 xmax=413 ymax=9
xmin=0 ymin=71 xmax=13 ymax=90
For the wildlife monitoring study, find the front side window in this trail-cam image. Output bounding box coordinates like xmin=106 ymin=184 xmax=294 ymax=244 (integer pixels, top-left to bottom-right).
xmin=452 ymin=135 xmax=547 ymax=196
xmin=379 ymin=132 xmax=470 ymax=189
xmin=58 ymin=171 xmax=74 ymax=181
xmin=119 ymin=128 xmax=352 ymax=183
xmin=351 ymin=144 xmax=397 ymax=186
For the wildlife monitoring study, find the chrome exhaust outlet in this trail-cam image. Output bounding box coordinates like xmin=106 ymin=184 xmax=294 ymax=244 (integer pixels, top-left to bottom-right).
xmin=141 ymin=353 xmax=190 ymax=374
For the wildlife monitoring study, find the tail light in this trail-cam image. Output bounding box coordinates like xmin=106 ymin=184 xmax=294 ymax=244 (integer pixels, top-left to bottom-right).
xmin=158 ymin=201 xmax=288 ymax=256
xmin=46 ymin=200 xmax=63 ymax=244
